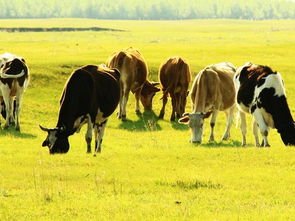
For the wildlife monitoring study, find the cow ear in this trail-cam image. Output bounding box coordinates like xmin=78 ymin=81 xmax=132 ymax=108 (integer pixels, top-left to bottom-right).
xmin=178 ymin=115 xmax=190 ymax=124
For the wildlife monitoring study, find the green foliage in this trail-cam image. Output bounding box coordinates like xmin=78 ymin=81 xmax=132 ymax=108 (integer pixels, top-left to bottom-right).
xmin=0 ymin=19 xmax=295 ymax=220
xmin=0 ymin=0 xmax=295 ymax=19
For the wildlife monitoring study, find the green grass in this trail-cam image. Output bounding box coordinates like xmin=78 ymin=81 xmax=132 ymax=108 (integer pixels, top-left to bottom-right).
xmin=0 ymin=19 xmax=295 ymax=220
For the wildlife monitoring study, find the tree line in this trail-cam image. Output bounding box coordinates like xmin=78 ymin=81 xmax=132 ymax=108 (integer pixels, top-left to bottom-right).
xmin=0 ymin=0 xmax=295 ymax=20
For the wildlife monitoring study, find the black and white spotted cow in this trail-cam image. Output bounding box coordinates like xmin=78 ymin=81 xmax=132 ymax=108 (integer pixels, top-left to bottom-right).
xmin=0 ymin=52 xmax=29 ymax=131
xmin=40 ymin=64 xmax=120 ymax=155
xmin=234 ymin=62 xmax=295 ymax=147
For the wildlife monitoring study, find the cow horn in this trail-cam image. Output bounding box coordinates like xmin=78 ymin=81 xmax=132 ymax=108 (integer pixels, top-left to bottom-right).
xmin=182 ymin=112 xmax=189 ymax=117
xmin=151 ymin=82 xmax=160 ymax=87
xmin=39 ymin=125 xmax=50 ymax=132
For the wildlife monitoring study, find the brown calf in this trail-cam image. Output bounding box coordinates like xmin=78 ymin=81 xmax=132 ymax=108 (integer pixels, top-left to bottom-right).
xmin=158 ymin=56 xmax=191 ymax=121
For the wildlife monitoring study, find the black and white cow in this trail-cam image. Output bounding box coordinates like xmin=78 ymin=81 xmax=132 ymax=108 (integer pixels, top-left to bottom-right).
xmin=234 ymin=62 xmax=295 ymax=147
xmin=40 ymin=64 xmax=120 ymax=155
xmin=0 ymin=52 xmax=29 ymax=131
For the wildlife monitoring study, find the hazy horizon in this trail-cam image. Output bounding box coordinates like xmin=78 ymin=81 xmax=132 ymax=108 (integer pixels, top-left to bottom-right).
xmin=0 ymin=0 xmax=295 ymax=20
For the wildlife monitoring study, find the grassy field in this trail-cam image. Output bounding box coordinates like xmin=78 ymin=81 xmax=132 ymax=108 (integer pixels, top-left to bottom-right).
xmin=0 ymin=19 xmax=295 ymax=220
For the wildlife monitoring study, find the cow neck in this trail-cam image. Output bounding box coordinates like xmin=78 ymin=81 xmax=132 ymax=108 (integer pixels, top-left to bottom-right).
xmin=56 ymin=103 xmax=77 ymax=136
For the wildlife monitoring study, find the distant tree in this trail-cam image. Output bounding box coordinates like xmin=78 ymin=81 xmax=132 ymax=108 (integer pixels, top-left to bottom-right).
xmin=0 ymin=0 xmax=295 ymax=20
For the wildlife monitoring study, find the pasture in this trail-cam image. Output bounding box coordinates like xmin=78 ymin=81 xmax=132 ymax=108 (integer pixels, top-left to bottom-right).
xmin=0 ymin=19 xmax=295 ymax=220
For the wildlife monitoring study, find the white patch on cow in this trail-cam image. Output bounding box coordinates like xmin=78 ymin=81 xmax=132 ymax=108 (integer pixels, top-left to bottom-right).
xmin=73 ymin=114 xmax=90 ymax=133
xmin=187 ymin=113 xmax=204 ymax=143
xmin=95 ymin=108 xmax=107 ymax=124
xmin=1 ymin=70 xmax=26 ymax=79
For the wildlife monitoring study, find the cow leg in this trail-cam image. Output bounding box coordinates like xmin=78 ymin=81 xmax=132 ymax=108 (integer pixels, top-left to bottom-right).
xmin=209 ymin=110 xmax=218 ymax=142
xmin=175 ymin=93 xmax=182 ymax=118
xmin=179 ymin=92 xmax=186 ymax=117
xmin=15 ymin=88 xmax=25 ymax=131
xmin=85 ymin=116 xmax=93 ymax=153
xmin=239 ymin=111 xmax=247 ymax=146
xmin=134 ymin=89 xmax=141 ymax=114
xmin=222 ymin=106 xmax=235 ymax=140
xmin=159 ymin=93 xmax=168 ymax=119
xmin=94 ymin=120 xmax=108 ymax=156
xmin=252 ymin=119 xmax=260 ymax=147
xmin=170 ymin=95 xmax=176 ymax=121
xmin=252 ymin=110 xmax=270 ymax=147
xmin=120 ymin=88 xmax=130 ymax=121
xmin=2 ymin=87 xmax=12 ymax=129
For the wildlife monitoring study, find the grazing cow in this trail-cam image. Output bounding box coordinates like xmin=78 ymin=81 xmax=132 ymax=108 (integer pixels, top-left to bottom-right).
xmin=106 ymin=47 xmax=160 ymax=121
xmin=178 ymin=62 xmax=236 ymax=143
xmin=0 ymin=52 xmax=29 ymax=131
xmin=158 ymin=56 xmax=191 ymax=121
xmin=234 ymin=62 xmax=295 ymax=147
xmin=40 ymin=65 xmax=120 ymax=155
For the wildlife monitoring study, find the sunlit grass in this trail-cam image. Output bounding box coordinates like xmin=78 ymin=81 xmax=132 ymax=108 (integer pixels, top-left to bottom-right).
xmin=0 ymin=19 xmax=295 ymax=220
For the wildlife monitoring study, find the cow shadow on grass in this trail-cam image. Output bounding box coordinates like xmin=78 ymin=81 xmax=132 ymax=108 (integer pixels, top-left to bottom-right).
xmin=170 ymin=120 xmax=188 ymax=131
xmin=197 ymin=140 xmax=243 ymax=148
xmin=118 ymin=110 xmax=162 ymax=132
xmin=0 ymin=127 xmax=36 ymax=139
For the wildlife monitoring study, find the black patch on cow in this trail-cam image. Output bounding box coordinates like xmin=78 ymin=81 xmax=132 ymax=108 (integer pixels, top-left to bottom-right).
xmin=237 ymin=65 xmax=276 ymax=108
xmin=50 ymin=134 xmax=70 ymax=154
xmin=258 ymin=87 xmax=295 ymax=145
xmin=0 ymin=58 xmax=28 ymax=87
xmin=250 ymin=104 xmax=257 ymax=114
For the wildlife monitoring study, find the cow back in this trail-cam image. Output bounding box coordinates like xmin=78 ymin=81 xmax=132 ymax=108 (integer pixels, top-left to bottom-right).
xmin=191 ymin=62 xmax=236 ymax=113
xmin=107 ymin=47 xmax=147 ymax=93
xmin=57 ymin=65 xmax=120 ymax=133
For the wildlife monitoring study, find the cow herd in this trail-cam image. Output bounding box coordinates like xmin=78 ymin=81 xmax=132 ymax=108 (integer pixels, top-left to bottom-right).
xmin=0 ymin=48 xmax=294 ymax=155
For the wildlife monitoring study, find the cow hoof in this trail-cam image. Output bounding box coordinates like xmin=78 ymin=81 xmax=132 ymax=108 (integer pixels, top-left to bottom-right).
xmin=4 ymin=125 xmax=9 ymax=130
xmin=15 ymin=127 xmax=20 ymax=132
xmin=121 ymin=115 xmax=127 ymax=121
xmin=135 ymin=110 xmax=141 ymax=115
xmin=222 ymin=135 xmax=230 ymax=140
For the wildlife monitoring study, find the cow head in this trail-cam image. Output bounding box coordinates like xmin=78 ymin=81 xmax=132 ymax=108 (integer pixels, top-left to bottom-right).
xmin=39 ymin=125 xmax=69 ymax=154
xmin=140 ymin=81 xmax=160 ymax=110
xmin=178 ymin=112 xmax=205 ymax=143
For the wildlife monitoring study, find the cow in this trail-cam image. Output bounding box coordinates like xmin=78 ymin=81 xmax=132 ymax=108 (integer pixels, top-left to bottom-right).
xmin=106 ymin=47 xmax=160 ymax=121
xmin=0 ymin=52 xmax=29 ymax=131
xmin=178 ymin=62 xmax=236 ymax=144
xmin=40 ymin=64 xmax=120 ymax=155
xmin=234 ymin=62 xmax=295 ymax=147
xmin=158 ymin=56 xmax=191 ymax=121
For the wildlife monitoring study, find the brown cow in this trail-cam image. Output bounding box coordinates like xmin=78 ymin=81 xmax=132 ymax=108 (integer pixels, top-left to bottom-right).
xmin=106 ymin=47 xmax=160 ymax=121
xmin=158 ymin=56 xmax=191 ymax=121
xmin=178 ymin=62 xmax=236 ymax=143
